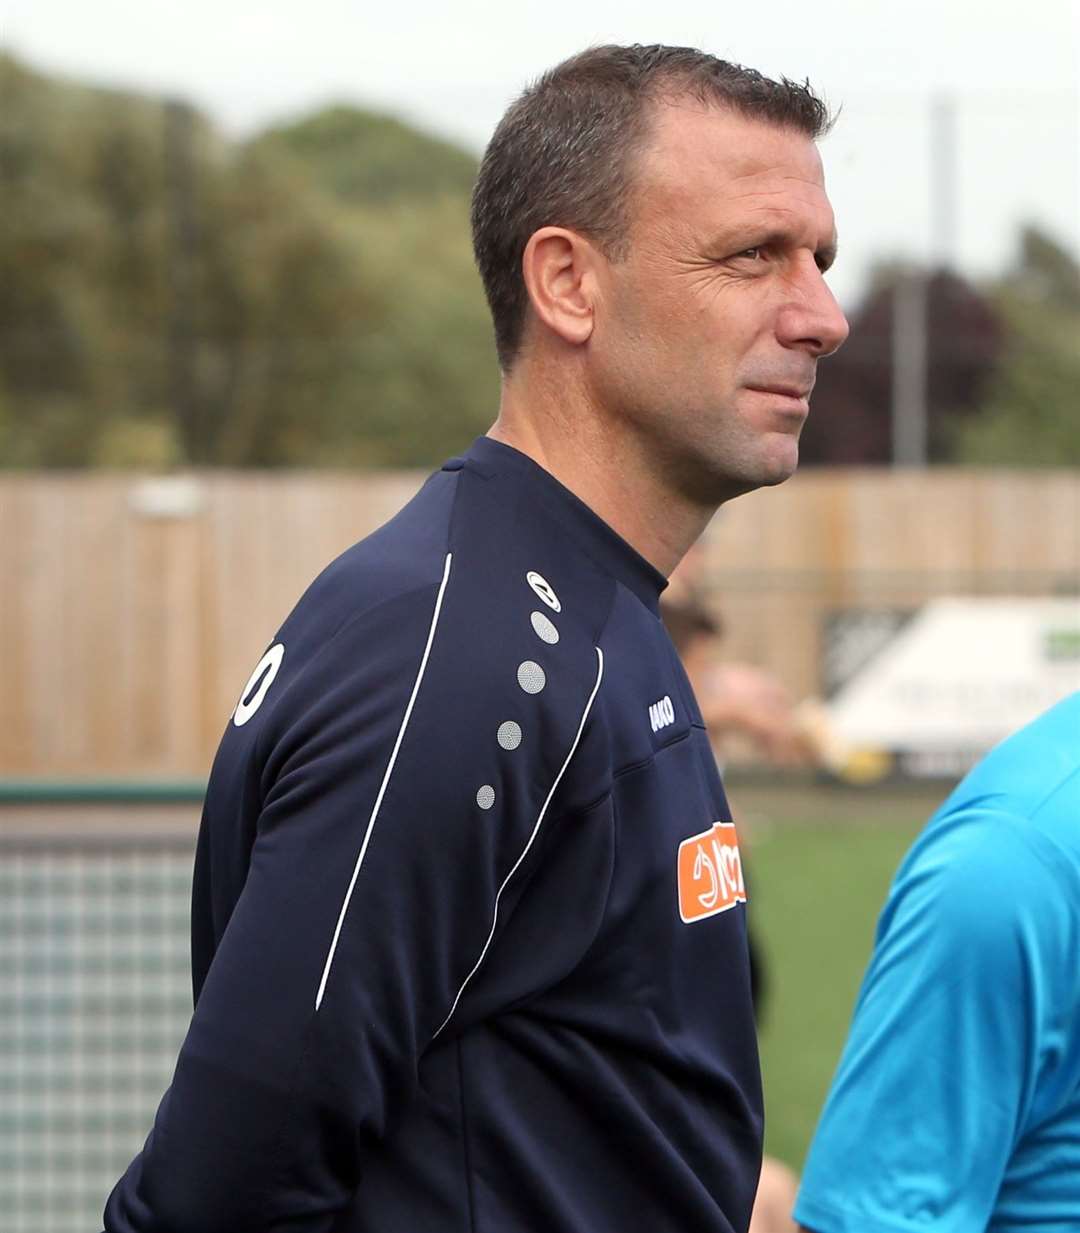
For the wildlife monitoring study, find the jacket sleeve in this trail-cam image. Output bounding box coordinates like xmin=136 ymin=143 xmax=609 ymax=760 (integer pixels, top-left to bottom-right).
xmin=794 ymin=809 xmax=1074 ymax=1233
xmin=104 ymin=567 xmax=605 ymax=1232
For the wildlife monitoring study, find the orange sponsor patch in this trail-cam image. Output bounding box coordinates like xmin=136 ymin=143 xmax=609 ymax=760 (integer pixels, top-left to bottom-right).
xmin=677 ymin=821 xmax=747 ymax=923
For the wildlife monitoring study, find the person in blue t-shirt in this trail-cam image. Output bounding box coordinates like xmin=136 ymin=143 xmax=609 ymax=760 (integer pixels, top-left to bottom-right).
xmin=796 ymin=690 xmax=1080 ymax=1233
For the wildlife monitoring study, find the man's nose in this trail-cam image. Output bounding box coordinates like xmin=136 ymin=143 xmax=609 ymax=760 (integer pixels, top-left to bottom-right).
xmin=776 ymin=262 xmax=850 ymax=358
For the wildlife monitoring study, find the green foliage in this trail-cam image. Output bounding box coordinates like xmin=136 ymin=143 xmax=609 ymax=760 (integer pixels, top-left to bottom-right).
xmin=0 ymin=53 xmax=497 ymax=469
xmin=953 ymin=227 xmax=1080 ymax=466
xmin=255 ymin=105 xmax=477 ymax=207
xmin=251 ymin=105 xmax=498 ymax=465
xmin=330 ymin=196 xmax=498 ymax=465
xmin=185 ymin=138 xmax=384 ymax=465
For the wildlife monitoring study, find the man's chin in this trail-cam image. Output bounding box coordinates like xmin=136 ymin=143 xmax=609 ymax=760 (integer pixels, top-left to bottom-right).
xmin=759 ymin=455 xmax=799 ymax=487
xmin=669 ymin=436 xmax=799 ymax=506
xmin=751 ymin=438 xmax=800 ymax=488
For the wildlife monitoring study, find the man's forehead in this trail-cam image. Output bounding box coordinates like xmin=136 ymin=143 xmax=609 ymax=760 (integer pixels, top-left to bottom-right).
xmin=636 ymin=99 xmax=828 ymax=204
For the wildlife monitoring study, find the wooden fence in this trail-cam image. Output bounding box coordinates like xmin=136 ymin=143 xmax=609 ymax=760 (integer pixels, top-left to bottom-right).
xmin=2 ymin=468 xmax=1078 ymax=778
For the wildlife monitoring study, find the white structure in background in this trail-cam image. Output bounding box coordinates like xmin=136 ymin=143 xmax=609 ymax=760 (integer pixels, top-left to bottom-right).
xmin=826 ymin=598 xmax=1080 ymax=778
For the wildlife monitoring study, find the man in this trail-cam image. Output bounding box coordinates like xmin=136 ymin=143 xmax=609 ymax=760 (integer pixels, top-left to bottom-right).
xmin=796 ymin=691 xmax=1080 ymax=1233
xmin=105 ymin=44 xmax=847 ymax=1232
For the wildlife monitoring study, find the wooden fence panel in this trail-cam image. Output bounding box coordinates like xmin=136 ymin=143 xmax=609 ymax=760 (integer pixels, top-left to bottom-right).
xmin=2 ymin=468 xmax=1078 ymax=778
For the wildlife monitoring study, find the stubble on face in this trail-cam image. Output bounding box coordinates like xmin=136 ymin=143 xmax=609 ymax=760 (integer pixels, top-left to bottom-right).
xmin=586 ymin=97 xmax=846 ymax=509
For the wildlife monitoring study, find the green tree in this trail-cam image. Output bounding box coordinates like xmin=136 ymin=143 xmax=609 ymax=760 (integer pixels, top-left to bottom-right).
xmin=0 ymin=55 xmax=499 ymax=469
xmin=254 ymin=105 xmax=477 ymax=207
xmin=952 ymin=227 xmax=1080 ymax=465
xmin=251 ymin=105 xmax=498 ymax=464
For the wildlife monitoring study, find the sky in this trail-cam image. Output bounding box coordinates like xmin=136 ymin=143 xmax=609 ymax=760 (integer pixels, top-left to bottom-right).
xmin=5 ymin=0 xmax=1079 ymax=307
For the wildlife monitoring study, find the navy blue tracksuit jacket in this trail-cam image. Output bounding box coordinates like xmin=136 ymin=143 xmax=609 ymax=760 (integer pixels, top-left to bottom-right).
xmin=105 ymin=436 xmax=763 ymax=1232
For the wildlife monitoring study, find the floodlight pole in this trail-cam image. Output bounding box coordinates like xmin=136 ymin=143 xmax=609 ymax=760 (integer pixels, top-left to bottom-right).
xmin=931 ymin=94 xmax=957 ymax=268
xmin=891 ymin=94 xmax=956 ymax=467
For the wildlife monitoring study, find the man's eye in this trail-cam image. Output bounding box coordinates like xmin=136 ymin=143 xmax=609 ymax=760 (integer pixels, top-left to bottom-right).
xmin=737 ymin=247 xmax=762 ymax=259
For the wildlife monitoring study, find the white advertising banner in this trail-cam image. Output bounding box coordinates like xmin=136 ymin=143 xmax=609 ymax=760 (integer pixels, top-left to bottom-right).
xmin=824 ymin=598 xmax=1080 ymax=779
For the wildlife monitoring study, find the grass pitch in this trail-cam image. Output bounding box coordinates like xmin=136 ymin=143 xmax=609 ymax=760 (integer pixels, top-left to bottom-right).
xmin=729 ymin=781 xmax=944 ymax=1171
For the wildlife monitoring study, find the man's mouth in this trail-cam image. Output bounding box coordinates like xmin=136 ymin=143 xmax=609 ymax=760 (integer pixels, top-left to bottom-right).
xmin=744 ymin=384 xmax=811 ymax=416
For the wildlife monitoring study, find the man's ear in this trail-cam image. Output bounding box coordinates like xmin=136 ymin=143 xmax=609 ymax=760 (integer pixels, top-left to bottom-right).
xmin=520 ymin=227 xmax=600 ymax=349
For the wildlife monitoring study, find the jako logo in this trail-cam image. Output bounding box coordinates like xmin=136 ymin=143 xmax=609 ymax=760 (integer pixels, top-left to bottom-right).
xmin=526 ymin=570 xmax=561 ymax=613
xmin=677 ymin=821 xmax=747 ymax=923
xmin=649 ymin=695 xmax=676 ymax=733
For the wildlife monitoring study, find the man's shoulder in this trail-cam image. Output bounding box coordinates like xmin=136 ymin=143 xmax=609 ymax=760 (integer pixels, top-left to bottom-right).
xmin=982 ymin=690 xmax=1080 ymax=815
xmin=270 ymin=458 xmax=611 ymax=718
xmin=934 ymin=690 xmax=1080 ymax=866
xmin=231 ymin=468 xmax=612 ymax=824
xmin=434 ymin=460 xmax=614 ymax=736
xmin=281 ymin=453 xmax=619 ymax=654
xmin=878 ymin=747 xmax=1080 ymax=983
xmin=282 ymin=467 xmax=458 ymax=642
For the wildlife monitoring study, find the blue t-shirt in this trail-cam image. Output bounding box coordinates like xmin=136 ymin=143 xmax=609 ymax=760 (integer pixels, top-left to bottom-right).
xmin=796 ymin=690 xmax=1080 ymax=1233
xmin=105 ymin=436 xmax=762 ymax=1233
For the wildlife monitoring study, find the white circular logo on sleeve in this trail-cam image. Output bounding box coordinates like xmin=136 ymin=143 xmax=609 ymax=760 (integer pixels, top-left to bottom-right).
xmin=517 ymin=661 xmax=547 ymax=695
xmin=530 ymin=611 xmax=560 ymax=644
xmin=526 ymin=571 xmax=561 ymax=613
xmin=233 ymin=643 xmax=285 ymax=727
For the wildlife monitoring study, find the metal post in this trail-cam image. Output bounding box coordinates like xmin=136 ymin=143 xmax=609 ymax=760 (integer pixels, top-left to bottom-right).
xmin=892 ymin=271 xmax=928 ymax=466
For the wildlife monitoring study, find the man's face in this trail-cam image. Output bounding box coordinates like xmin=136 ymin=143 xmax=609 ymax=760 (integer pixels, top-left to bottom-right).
xmin=587 ymin=101 xmax=849 ymax=505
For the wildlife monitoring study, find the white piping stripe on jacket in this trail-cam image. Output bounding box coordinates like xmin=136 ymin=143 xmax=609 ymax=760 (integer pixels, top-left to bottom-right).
xmin=315 ymin=551 xmax=454 ymax=1011
xmin=432 ymin=645 xmax=605 ymax=1039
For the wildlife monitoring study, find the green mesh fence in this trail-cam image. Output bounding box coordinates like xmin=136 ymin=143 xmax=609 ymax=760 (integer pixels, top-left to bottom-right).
xmin=0 ymin=835 xmax=194 ymax=1232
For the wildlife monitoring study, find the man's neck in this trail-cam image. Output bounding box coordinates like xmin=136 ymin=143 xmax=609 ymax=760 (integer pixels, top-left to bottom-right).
xmin=488 ymin=374 xmax=714 ymax=580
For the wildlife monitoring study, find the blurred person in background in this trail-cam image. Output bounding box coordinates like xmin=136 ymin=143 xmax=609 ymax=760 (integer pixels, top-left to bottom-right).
xmin=105 ymin=42 xmax=847 ymax=1233
xmin=662 ymin=595 xmax=812 ymax=771
xmin=796 ymin=689 xmax=1080 ymax=1233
